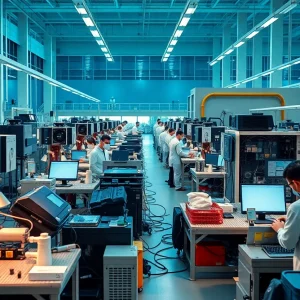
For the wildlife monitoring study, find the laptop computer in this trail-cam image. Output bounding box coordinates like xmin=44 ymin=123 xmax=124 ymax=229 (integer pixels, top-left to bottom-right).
xmin=112 ymin=150 xmax=129 ymax=162
xmin=110 ymin=138 xmax=116 ymax=146
xmin=246 ymin=226 xmax=294 ymax=258
xmin=71 ymin=150 xmax=87 ymax=160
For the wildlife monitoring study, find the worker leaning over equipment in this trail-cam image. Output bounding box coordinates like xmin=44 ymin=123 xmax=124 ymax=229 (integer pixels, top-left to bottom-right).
xmin=169 ymin=130 xmax=194 ymax=191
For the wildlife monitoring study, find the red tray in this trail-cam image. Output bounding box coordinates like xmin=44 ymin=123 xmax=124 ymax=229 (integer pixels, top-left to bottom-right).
xmin=186 ymin=202 xmax=223 ymax=224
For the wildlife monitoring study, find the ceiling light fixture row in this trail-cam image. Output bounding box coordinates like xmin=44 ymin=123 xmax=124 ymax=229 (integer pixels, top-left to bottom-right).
xmin=209 ymin=0 xmax=297 ymax=67
xmin=73 ymin=0 xmax=113 ymax=62
xmin=226 ymin=57 xmax=300 ymax=88
xmin=161 ymin=0 xmax=198 ymax=62
xmin=2 ymin=57 xmax=100 ymax=102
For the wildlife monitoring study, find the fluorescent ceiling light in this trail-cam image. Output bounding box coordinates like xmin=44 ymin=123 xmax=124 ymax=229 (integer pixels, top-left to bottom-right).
xmin=75 ymin=6 xmax=87 ymax=14
xmin=292 ymin=61 xmax=300 ymax=65
xmin=170 ymin=40 xmax=178 ymax=46
xmin=163 ymin=58 xmax=168 ymax=62
xmin=101 ymin=47 xmax=108 ymax=52
xmin=242 ymin=78 xmax=252 ymax=83
xmin=186 ymin=7 xmax=196 ymax=14
xmin=49 ymin=82 xmax=59 ymax=86
xmin=83 ymin=17 xmax=94 ymax=27
xmin=261 ymin=17 xmax=278 ymax=28
xmin=72 ymin=92 xmax=77 ymax=94
xmin=210 ymin=61 xmax=218 ymax=66
xmin=280 ymin=3 xmax=297 ymax=14
xmin=91 ymin=30 xmax=100 ymax=37
xmin=234 ymin=41 xmax=245 ymax=48
xmin=165 ymin=53 xmax=170 ymax=58
xmin=278 ymin=64 xmax=292 ymax=70
xmin=107 ymin=58 xmax=113 ymax=62
xmin=30 ymin=74 xmax=41 ymax=79
xmin=179 ymin=17 xmax=190 ymax=27
xmin=104 ymin=53 xmax=110 ymax=58
xmin=217 ymin=55 xmax=225 ymax=61
xmin=234 ymin=83 xmax=241 ymax=87
xmin=5 ymin=64 xmax=21 ymax=71
xmin=225 ymin=49 xmax=234 ymax=55
xmin=263 ymin=71 xmax=274 ymax=76
xmin=174 ymin=30 xmax=183 ymax=38
xmin=246 ymin=31 xmax=259 ymax=39
xmin=167 ymin=47 xmax=173 ymax=52
xmin=96 ymin=40 xmax=104 ymax=45
xmin=252 ymin=76 xmax=260 ymax=80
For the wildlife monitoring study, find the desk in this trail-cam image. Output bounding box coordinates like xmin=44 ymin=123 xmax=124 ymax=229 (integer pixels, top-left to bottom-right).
xmin=181 ymin=158 xmax=196 ymax=186
xmin=55 ymin=180 xmax=100 ymax=195
xmin=79 ymin=163 xmax=89 ymax=171
xmin=190 ymin=168 xmax=226 ymax=192
xmin=0 ymin=249 xmax=81 ymax=300
xmin=236 ymin=245 xmax=293 ymax=300
xmin=180 ymin=202 xmax=249 ymax=280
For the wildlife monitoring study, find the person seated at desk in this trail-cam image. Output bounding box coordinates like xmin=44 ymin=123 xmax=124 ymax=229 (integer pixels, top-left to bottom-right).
xmin=89 ymin=134 xmax=111 ymax=176
xmin=116 ymin=125 xmax=125 ymax=140
xmin=132 ymin=122 xmax=141 ymax=135
xmin=184 ymin=135 xmax=194 ymax=149
xmin=79 ymin=137 xmax=96 ymax=163
xmin=272 ymin=161 xmax=300 ymax=270
xmin=169 ymin=130 xmax=195 ymax=191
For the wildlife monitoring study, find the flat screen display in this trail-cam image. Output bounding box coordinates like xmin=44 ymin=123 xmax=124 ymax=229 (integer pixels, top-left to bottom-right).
xmin=48 ymin=161 xmax=79 ymax=181
xmin=47 ymin=193 xmax=64 ymax=207
xmin=71 ymin=150 xmax=87 ymax=160
xmin=267 ymin=160 xmax=293 ymax=177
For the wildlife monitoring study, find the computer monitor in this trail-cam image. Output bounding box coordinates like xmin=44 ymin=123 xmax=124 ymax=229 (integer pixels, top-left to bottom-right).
xmin=182 ymin=147 xmax=190 ymax=156
xmin=48 ymin=161 xmax=79 ymax=187
xmin=119 ymin=145 xmax=141 ymax=153
xmin=265 ymin=159 xmax=293 ymax=178
xmin=112 ymin=150 xmax=129 ymax=162
xmin=241 ymin=184 xmax=286 ymax=224
xmin=110 ymin=138 xmax=116 ymax=146
xmin=205 ymin=153 xmax=224 ymax=168
xmin=71 ymin=150 xmax=87 ymax=160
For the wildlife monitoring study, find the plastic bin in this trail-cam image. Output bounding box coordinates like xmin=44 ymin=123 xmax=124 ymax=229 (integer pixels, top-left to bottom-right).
xmin=281 ymin=271 xmax=300 ymax=300
xmin=186 ymin=202 xmax=223 ymax=224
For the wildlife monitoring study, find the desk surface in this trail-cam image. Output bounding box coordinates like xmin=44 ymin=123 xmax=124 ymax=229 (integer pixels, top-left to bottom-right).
xmin=190 ymin=168 xmax=226 ymax=178
xmin=55 ymin=180 xmax=100 ymax=194
xmin=0 ymin=249 xmax=81 ymax=294
xmin=181 ymin=158 xmax=197 ymax=163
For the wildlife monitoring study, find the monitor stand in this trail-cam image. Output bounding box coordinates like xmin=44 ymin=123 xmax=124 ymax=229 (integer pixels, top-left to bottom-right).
xmin=56 ymin=180 xmax=72 ymax=187
xmin=254 ymin=213 xmax=273 ymax=224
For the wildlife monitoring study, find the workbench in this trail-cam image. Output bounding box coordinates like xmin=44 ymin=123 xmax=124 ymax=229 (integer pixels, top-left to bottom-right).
xmin=190 ymin=168 xmax=226 ymax=192
xmin=0 ymin=249 xmax=81 ymax=300
xmin=55 ymin=180 xmax=100 ymax=195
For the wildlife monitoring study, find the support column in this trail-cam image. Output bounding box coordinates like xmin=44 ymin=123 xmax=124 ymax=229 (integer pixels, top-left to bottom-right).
xmin=43 ymin=34 xmax=53 ymax=115
xmin=252 ymin=15 xmax=263 ymax=88
xmin=222 ymin=25 xmax=231 ymax=87
xmin=270 ymin=0 xmax=283 ymax=87
xmin=212 ymin=37 xmax=221 ymax=88
xmin=0 ymin=1 xmax=4 ymax=123
xmin=17 ymin=14 xmax=29 ymax=108
xmin=237 ymin=13 xmax=247 ymax=87
xmin=52 ymin=37 xmax=56 ymax=115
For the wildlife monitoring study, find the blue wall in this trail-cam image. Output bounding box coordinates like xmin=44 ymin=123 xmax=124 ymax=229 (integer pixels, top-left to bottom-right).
xmin=56 ymin=80 xmax=212 ymax=104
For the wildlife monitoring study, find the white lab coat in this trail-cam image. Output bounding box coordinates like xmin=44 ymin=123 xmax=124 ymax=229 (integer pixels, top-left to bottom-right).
xmin=132 ymin=126 xmax=139 ymax=135
xmin=165 ymin=134 xmax=175 ymax=150
xmin=159 ymin=131 xmax=167 ymax=147
xmin=89 ymin=146 xmax=110 ymax=176
xmin=169 ymin=138 xmax=189 ymax=189
xmin=159 ymin=131 xmax=168 ymax=164
xmin=153 ymin=124 xmax=159 ymax=136
xmin=117 ymin=131 xmax=125 ymax=140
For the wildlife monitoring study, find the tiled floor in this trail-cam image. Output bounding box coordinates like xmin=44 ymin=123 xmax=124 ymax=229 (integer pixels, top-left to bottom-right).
xmin=139 ymin=135 xmax=235 ymax=300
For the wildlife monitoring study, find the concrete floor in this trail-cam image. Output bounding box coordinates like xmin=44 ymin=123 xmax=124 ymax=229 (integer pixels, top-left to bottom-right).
xmin=139 ymin=135 xmax=236 ymax=300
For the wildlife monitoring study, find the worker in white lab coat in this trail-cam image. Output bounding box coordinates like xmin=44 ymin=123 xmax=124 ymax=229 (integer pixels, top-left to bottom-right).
xmin=155 ymin=122 xmax=164 ymax=154
xmin=169 ymin=130 xmax=194 ymax=191
xmin=89 ymin=134 xmax=111 ymax=176
xmin=162 ymin=128 xmax=175 ymax=167
xmin=159 ymin=126 xmax=169 ymax=166
xmin=79 ymin=137 xmax=96 ymax=163
xmin=132 ymin=122 xmax=140 ymax=135
xmin=116 ymin=125 xmax=125 ymax=140
xmin=153 ymin=118 xmax=161 ymax=149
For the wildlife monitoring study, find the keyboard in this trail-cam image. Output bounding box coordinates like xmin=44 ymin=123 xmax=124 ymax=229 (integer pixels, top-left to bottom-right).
xmin=262 ymin=245 xmax=294 ymax=258
xmin=69 ymin=215 xmax=100 ymax=227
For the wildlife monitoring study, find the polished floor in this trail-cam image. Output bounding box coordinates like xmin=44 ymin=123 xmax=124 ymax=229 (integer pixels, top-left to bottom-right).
xmin=139 ymin=135 xmax=235 ymax=300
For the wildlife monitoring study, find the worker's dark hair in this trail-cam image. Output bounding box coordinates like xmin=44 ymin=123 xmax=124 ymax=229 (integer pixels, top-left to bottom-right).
xmin=117 ymin=125 xmax=122 ymax=130
xmin=122 ymin=120 xmax=128 ymax=124
xmin=176 ymin=130 xmax=184 ymax=136
xmin=101 ymin=134 xmax=111 ymax=142
xmin=164 ymin=126 xmax=169 ymax=131
xmin=86 ymin=137 xmax=96 ymax=145
xmin=157 ymin=118 xmax=161 ymax=122
xmin=136 ymin=122 xmax=140 ymax=125
xmin=283 ymin=161 xmax=300 ymax=180
xmin=169 ymin=128 xmax=175 ymax=133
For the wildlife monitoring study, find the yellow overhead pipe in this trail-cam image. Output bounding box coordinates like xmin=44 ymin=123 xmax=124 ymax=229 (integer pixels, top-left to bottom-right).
xmin=200 ymin=92 xmax=286 ymax=120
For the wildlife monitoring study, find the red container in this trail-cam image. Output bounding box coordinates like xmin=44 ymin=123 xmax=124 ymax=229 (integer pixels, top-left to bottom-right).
xmin=186 ymin=202 xmax=223 ymax=224
xmin=195 ymin=242 xmax=225 ymax=266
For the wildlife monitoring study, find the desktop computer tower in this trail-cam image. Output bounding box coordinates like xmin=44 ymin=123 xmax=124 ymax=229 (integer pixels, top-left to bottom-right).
xmin=103 ymin=245 xmax=138 ymax=300
xmin=52 ymin=127 xmax=73 ymax=145
xmin=76 ymin=123 xmax=93 ymax=136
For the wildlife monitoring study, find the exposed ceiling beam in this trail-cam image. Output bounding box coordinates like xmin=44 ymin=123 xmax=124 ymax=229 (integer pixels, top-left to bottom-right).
xmin=45 ymin=0 xmax=57 ymax=8
xmin=114 ymin=0 xmax=119 ymax=8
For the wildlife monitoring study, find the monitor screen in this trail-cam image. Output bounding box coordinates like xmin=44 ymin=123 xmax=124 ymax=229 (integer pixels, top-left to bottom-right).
xmin=48 ymin=161 xmax=79 ymax=181
xmin=266 ymin=159 xmax=293 ymax=177
xmin=241 ymin=185 xmax=286 ymax=214
xmin=205 ymin=153 xmax=219 ymax=166
xmin=71 ymin=150 xmax=87 ymax=160
xmin=218 ymin=155 xmax=224 ymax=167
xmin=112 ymin=150 xmax=129 ymax=162
xmin=110 ymin=138 xmax=116 ymax=146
